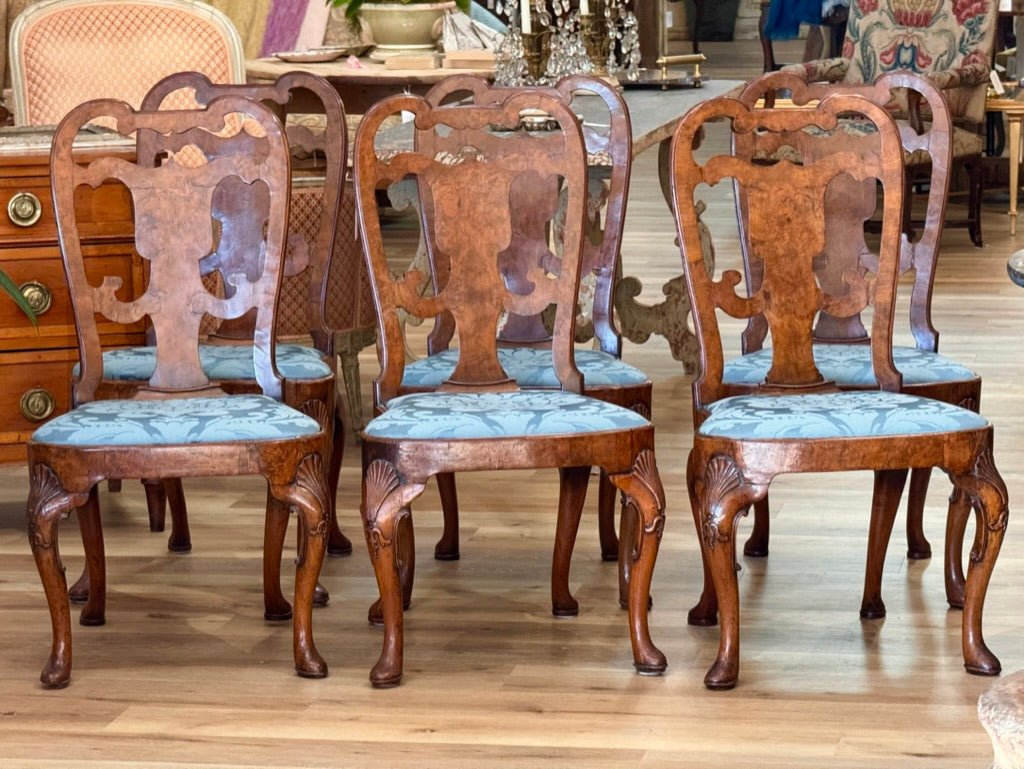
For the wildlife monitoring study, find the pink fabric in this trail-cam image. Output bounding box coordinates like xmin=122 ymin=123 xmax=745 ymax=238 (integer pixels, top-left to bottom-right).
xmin=261 ymin=0 xmax=310 ymax=55
xmin=295 ymin=0 xmax=332 ymax=50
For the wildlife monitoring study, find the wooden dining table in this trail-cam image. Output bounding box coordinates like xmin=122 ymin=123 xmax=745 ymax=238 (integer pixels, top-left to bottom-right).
xmin=247 ymin=53 xmax=740 ymax=376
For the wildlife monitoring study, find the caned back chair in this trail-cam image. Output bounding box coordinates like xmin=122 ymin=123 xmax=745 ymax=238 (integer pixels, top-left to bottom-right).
xmin=729 ymin=71 xmax=982 ymax=612
xmin=29 ymin=95 xmax=331 ymax=688
xmin=673 ymin=91 xmax=1007 ymax=689
xmin=393 ymin=75 xmax=646 ymax=586
xmin=9 ymin=0 xmax=245 ymax=126
xmin=354 ymin=90 xmax=667 ymax=687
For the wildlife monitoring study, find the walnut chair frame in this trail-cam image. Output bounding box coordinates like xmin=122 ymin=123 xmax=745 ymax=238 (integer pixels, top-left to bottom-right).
xmin=355 ymin=90 xmax=666 ymax=687
xmin=731 ymin=71 xmax=983 ymax=613
xmin=66 ymin=71 xmax=352 ymax=617
xmin=672 ymin=93 xmax=1007 ymax=690
xmin=28 ymin=96 xmax=331 ymax=688
xmin=398 ymin=74 xmax=647 ymax=581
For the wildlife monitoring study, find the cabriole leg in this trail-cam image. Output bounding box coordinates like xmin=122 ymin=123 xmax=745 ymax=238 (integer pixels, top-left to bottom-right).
xmin=610 ymin=449 xmax=667 ymax=677
xmin=27 ymin=463 xmax=89 ymax=688
xmin=950 ymin=449 xmax=1008 ymax=676
xmin=362 ymin=458 xmax=426 ymax=687
xmin=552 ymin=466 xmax=589 ymax=617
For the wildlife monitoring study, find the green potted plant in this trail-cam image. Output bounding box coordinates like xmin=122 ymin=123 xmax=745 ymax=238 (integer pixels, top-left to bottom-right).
xmin=328 ymin=0 xmax=471 ymax=54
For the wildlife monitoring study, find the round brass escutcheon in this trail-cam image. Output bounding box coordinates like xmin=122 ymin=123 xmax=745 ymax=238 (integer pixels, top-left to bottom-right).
xmin=7 ymin=191 xmax=42 ymax=227
xmin=19 ymin=280 xmax=52 ymax=315
xmin=20 ymin=388 xmax=55 ymax=422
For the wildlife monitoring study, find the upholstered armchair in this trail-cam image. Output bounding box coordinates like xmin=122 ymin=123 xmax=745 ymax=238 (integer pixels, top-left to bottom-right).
xmin=784 ymin=0 xmax=998 ymax=246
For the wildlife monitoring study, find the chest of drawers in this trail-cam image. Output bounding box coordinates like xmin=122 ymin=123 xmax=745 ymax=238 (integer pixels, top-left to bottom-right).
xmin=0 ymin=129 xmax=145 ymax=462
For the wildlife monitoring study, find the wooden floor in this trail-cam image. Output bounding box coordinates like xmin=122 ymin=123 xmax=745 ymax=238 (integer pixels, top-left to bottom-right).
xmin=1 ymin=39 xmax=1023 ymax=769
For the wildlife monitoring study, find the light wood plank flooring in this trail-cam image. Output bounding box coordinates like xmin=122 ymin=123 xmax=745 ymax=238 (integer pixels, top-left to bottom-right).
xmin=1 ymin=38 xmax=1022 ymax=769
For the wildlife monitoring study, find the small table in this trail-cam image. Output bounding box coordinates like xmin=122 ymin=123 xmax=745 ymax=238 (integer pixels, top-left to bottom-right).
xmin=246 ymin=56 xmax=496 ymax=113
xmin=986 ymin=93 xmax=1024 ymax=234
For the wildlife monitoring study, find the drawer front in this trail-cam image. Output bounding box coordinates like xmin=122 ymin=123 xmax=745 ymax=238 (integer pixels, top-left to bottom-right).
xmin=0 ymin=176 xmax=134 ymax=244
xmin=0 ymin=349 xmax=75 ymax=454
xmin=0 ymin=244 xmax=145 ymax=351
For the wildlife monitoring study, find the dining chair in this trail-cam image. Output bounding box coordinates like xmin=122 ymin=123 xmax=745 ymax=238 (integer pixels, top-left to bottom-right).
xmin=782 ymin=0 xmax=998 ymax=247
xmin=8 ymin=0 xmax=245 ymax=126
xmin=673 ymin=90 xmax=1008 ymax=690
xmin=62 ymin=71 xmax=351 ymax=617
xmin=395 ymin=74 xmax=647 ymax=582
xmin=354 ymin=89 xmax=667 ymax=687
xmin=731 ymin=70 xmax=983 ymax=612
xmin=29 ymin=95 xmax=331 ymax=688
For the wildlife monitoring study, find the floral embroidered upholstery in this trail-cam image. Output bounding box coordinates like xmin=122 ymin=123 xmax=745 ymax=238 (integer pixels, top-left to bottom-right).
xmin=79 ymin=344 xmax=332 ymax=382
xmin=723 ymin=344 xmax=977 ymax=386
xmin=700 ymin=390 xmax=989 ymax=440
xmin=365 ymin=391 xmax=651 ymax=440
xmin=785 ymin=0 xmax=997 ymax=123
xmin=31 ymin=395 xmax=322 ymax=447
xmin=401 ymin=348 xmax=649 ymax=389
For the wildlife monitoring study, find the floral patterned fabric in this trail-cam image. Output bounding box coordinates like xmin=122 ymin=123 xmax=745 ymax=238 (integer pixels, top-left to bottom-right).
xmin=79 ymin=344 xmax=332 ymax=382
xmin=786 ymin=0 xmax=997 ymax=122
xmin=401 ymin=348 xmax=649 ymax=389
xmin=365 ymin=391 xmax=650 ymax=440
xmin=31 ymin=395 xmax=322 ymax=447
xmin=723 ymin=344 xmax=977 ymax=386
xmin=699 ymin=390 xmax=988 ymax=440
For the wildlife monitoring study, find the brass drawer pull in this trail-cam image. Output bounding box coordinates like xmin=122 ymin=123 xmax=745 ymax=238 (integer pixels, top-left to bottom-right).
xmin=20 ymin=387 xmax=55 ymax=422
xmin=7 ymin=191 xmax=42 ymax=227
xmin=19 ymin=280 xmax=52 ymax=315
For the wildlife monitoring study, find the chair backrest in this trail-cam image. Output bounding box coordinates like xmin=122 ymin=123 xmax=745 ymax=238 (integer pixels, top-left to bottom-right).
xmin=670 ymin=92 xmax=907 ymax=417
xmin=10 ymin=0 xmax=245 ymax=126
xmin=838 ymin=0 xmax=997 ymax=123
xmin=421 ymin=74 xmax=633 ymax=357
xmin=51 ymin=96 xmax=291 ymax=403
xmin=734 ymin=70 xmax=953 ymax=354
xmin=140 ymin=71 xmax=347 ymax=354
xmin=354 ymin=90 xmax=589 ymax=407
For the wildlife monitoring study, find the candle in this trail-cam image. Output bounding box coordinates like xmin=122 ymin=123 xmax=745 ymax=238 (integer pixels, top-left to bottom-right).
xmin=580 ymin=0 xmax=590 ymax=15
xmin=521 ymin=0 xmax=531 ymax=34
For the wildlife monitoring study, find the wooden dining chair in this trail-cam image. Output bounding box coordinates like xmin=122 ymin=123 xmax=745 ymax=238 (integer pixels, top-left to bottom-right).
xmin=730 ymin=71 xmax=983 ymax=612
xmin=395 ymin=74 xmax=647 ymax=579
xmin=63 ymin=71 xmax=351 ymax=617
xmin=673 ymin=91 xmax=1008 ymax=690
xmin=28 ymin=95 xmax=331 ymax=688
xmin=354 ymin=89 xmax=667 ymax=687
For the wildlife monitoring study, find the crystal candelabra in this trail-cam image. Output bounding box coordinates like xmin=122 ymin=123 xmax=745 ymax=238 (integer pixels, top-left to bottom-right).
xmin=494 ymin=0 xmax=640 ymax=86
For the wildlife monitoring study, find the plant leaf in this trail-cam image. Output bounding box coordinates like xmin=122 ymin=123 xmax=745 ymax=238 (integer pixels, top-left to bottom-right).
xmin=0 ymin=270 xmax=38 ymax=328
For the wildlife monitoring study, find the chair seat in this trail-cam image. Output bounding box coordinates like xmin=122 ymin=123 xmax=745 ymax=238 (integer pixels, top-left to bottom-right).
xmin=31 ymin=395 xmax=322 ymax=447
xmin=699 ymin=390 xmax=989 ymax=441
xmin=401 ymin=347 xmax=649 ymax=389
xmin=82 ymin=343 xmax=332 ymax=382
xmin=723 ymin=344 xmax=977 ymax=387
xmin=365 ymin=390 xmax=650 ymax=440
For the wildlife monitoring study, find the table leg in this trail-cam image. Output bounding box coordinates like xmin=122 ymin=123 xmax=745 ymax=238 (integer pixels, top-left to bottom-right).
xmin=1010 ymin=114 xmax=1021 ymax=236
xmin=613 ymin=137 xmax=713 ymax=375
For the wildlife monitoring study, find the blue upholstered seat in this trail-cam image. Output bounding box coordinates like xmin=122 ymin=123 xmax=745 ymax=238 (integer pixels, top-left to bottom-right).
xmin=80 ymin=344 xmax=333 ymax=382
xmin=722 ymin=344 xmax=977 ymax=387
xmin=699 ymin=391 xmax=989 ymax=441
xmin=31 ymin=395 xmax=322 ymax=446
xmin=401 ymin=348 xmax=649 ymax=389
xmin=364 ymin=390 xmax=650 ymax=440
